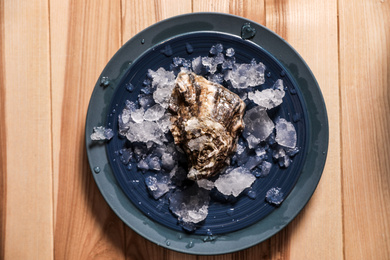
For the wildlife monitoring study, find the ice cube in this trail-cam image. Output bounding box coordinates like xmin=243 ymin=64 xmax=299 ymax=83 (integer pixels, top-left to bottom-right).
xmin=202 ymin=57 xmax=218 ymax=74
xmin=161 ymin=152 xmax=176 ymax=171
xmin=197 ymin=179 xmax=215 ymax=190
xmin=143 ymin=104 xmax=165 ymax=122
xmin=137 ymin=159 xmax=149 ymax=170
xmin=265 ymin=187 xmax=284 ymax=205
xmin=272 ymin=147 xmax=292 ymax=168
xmin=125 ymin=121 xmax=165 ymax=145
xmin=214 ymin=167 xmax=256 ymax=197
xmin=145 ymin=175 xmax=170 ymax=199
xmin=226 ymin=48 xmax=235 ymax=57
xmin=275 ymin=118 xmax=297 ymax=149
xmin=192 ymin=56 xmax=202 ymax=75
xmin=243 ymin=156 xmax=264 ymax=170
xmin=130 ymin=108 xmax=145 ymax=123
xmin=169 ymin=184 xmax=210 ymax=225
xmin=90 ymin=126 xmax=114 ymax=141
xmin=224 ymin=61 xmax=266 ymax=88
xmin=209 ymin=43 xmax=223 ymax=55
xmin=156 ymin=113 xmax=171 ymax=133
xmin=146 ymin=155 xmax=162 ymax=171
xmin=248 ymin=79 xmax=285 ymax=109
xmin=258 ymin=161 xmax=272 ymax=177
xmin=242 ymin=106 xmax=275 ymax=147
xmin=138 ymin=94 xmax=155 ymax=109
xmin=149 ymin=68 xmax=176 ymax=108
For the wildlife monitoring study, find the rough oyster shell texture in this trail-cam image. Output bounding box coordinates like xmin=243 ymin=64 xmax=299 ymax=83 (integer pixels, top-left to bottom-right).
xmin=169 ymin=71 xmax=246 ymax=180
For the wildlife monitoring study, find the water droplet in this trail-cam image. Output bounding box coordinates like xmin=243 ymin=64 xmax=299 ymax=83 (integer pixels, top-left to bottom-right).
xmin=138 ymin=201 xmax=142 ymax=205
xmin=160 ymin=45 xmax=173 ymax=57
xmin=226 ymin=208 xmax=235 ymax=216
xmin=141 ymin=38 xmax=145 ymax=44
xmin=293 ymin=113 xmax=301 ymax=122
xmin=166 ymin=240 xmax=171 ymax=246
xmin=247 ymin=189 xmax=257 ymax=199
xmin=241 ymin=23 xmax=256 ymax=40
xmin=289 ymin=87 xmax=297 ymax=95
xmin=112 ymin=109 xmax=116 ymax=114
xmin=267 ymin=71 xmax=272 ymax=78
xmin=322 ymin=151 xmax=326 ymax=155
xmin=280 ymin=70 xmax=286 ymax=77
xmin=185 ymin=42 xmax=194 ymax=54
xmin=126 ymin=83 xmax=134 ymax=92
xmin=93 ymin=166 xmax=100 ymax=173
xmin=177 ymin=233 xmax=183 ymax=240
xmin=186 ymin=240 xmax=194 ymax=248
xmin=113 ymin=158 xmax=116 ymax=162
xmin=100 ymin=76 xmax=110 ymax=87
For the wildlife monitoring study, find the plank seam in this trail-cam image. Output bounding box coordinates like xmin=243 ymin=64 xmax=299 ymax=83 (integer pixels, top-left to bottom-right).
xmin=336 ymin=0 xmax=346 ymax=259
xmin=47 ymin=0 xmax=55 ymax=258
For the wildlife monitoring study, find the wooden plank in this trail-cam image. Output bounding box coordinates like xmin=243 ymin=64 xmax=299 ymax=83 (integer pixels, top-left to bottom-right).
xmin=0 ymin=1 xmax=7 ymax=259
xmin=193 ymin=0 xmax=265 ymax=25
xmin=121 ymin=0 xmax=192 ymax=42
xmin=339 ymin=0 xmax=390 ymax=259
xmin=2 ymin=0 xmax=53 ymax=259
xmin=265 ymin=1 xmax=343 ymax=259
xmin=120 ymin=1 xmax=192 ymax=259
xmin=51 ymin=0 xmax=126 ymax=259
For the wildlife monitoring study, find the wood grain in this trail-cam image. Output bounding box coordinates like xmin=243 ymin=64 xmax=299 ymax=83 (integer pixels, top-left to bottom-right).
xmin=339 ymin=0 xmax=390 ymax=259
xmin=0 ymin=1 xmax=7 ymax=259
xmin=266 ymin=1 xmax=343 ymax=259
xmin=193 ymin=0 xmax=265 ymax=26
xmin=51 ymin=1 xmax=125 ymax=259
xmin=2 ymin=0 xmax=53 ymax=259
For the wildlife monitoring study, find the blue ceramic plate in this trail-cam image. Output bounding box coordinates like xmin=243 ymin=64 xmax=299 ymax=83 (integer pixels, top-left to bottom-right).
xmin=86 ymin=13 xmax=328 ymax=255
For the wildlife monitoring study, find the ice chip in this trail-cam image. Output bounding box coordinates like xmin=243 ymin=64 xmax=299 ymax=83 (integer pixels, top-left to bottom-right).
xmin=243 ymin=156 xmax=263 ymax=170
xmin=265 ymin=187 xmax=284 ymax=205
xmin=258 ymin=161 xmax=272 ymax=177
xmin=143 ymin=104 xmax=165 ymax=122
xmin=214 ymin=167 xmax=256 ymax=197
xmin=226 ymin=48 xmax=235 ymax=57
xmin=224 ymin=61 xmax=266 ymax=88
xmin=209 ymin=43 xmax=223 ymax=55
xmin=91 ymin=126 xmax=114 ymax=141
xmin=243 ymin=106 xmax=274 ymax=146
xmin=161 ymin=152 xmax=176 ymax=171
xmin=131 ymin=108 xmax=145 ymax=123
xmin=169 ymin=184 xmax=210 ymax=225
xmin=145 ymin=175 xmax=170 ymax=199
xmin=197 ymin=179 xmax=215 ymax=190
xmin=248 ymin=79 xmax=285 ymax=109
xmin=149 ymin=68 xmax=176 ymax=108
xmin=275 ymin=118 xmax=297 ymax=149
xmin=192 ymin=56 xmax=202 ymax=75
xmin=202 ymin=56 xmax=218 ymax=74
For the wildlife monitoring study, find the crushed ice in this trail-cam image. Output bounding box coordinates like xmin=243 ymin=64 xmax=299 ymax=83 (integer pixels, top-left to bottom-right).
xmin=101 ymin=43 xmax=300 ymax=232
xmin=90 ymin=126 xmax=114 ymax=140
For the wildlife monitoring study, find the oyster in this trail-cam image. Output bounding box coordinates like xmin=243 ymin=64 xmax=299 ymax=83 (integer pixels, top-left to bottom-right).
xmin=169 ymin=71 xmax=246 ymax=180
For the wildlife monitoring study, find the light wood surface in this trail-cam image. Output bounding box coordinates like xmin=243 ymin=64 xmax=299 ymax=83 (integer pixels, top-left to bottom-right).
xmin=1 ymin=0 xmax=389 ymax=259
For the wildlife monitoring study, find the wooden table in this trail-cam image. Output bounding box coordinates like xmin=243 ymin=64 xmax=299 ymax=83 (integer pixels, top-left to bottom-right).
xmin=1 ymin=0 xmax=389 ymax=259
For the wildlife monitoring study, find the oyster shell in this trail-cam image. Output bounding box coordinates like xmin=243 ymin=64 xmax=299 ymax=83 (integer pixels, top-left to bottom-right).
xmin=169 ymin=71 xmax=246 ymax=180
